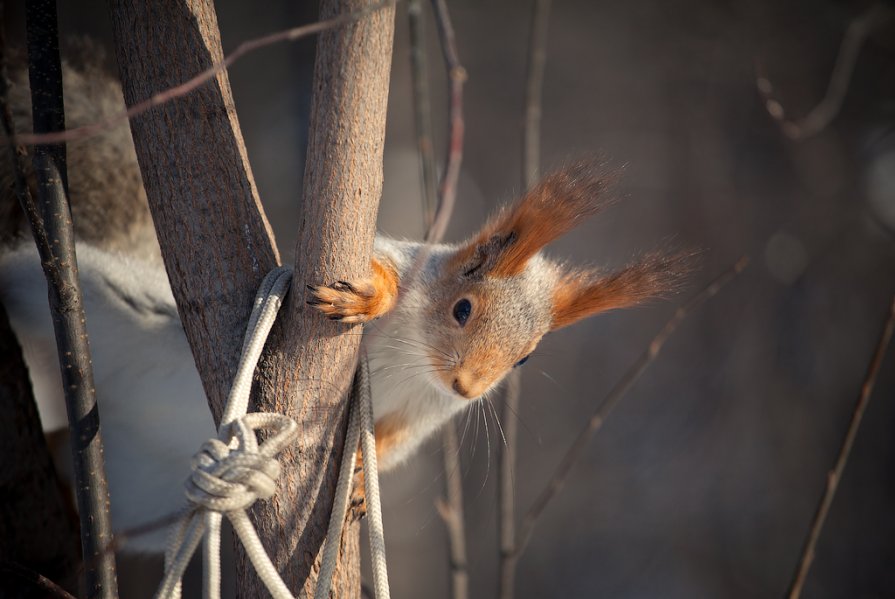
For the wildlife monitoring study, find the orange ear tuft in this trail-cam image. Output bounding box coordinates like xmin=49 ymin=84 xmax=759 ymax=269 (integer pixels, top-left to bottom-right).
xmin=550 ymin=251 xmax=694 ymax=330
xmin=451 ymin=161 xmax=617 ymax=278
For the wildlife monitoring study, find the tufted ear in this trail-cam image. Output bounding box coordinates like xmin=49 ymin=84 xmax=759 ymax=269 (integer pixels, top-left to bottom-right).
xmin=550 ymin=252 xmax=693 ymax=330
xmin=450 ymin=161 xmax=616 ymax=279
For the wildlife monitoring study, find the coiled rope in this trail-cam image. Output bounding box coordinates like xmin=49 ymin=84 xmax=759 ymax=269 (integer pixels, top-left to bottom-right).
xmin=154 ymin=266 xmax=390 ymax=599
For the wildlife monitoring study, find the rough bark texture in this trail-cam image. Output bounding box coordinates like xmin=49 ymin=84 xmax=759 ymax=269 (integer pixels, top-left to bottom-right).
xmin=248 ymin=1 xmax=395 ymax=595
xmin=108 ymin=0 xmax=280 ymax=422
xmin=0 ymin=300 xmax=79 ymax=598
xmin=108 ymin=0 xmax=394 ymax=596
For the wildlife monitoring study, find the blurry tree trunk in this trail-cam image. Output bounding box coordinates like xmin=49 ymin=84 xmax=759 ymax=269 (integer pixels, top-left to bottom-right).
xmin=0 ymin=300 xmax=79 ymax=597
xmin=108 ymin=0 xmax=394 ymax=596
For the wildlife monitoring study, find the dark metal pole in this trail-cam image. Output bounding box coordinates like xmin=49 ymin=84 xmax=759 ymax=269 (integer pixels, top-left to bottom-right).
xmin=23 ymin=1 xmax=118 ymax=596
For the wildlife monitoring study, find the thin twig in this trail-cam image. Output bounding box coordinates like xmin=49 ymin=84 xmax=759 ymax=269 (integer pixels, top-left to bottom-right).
xmin=426 ymin=0 xmax=466 ymax=243
xmin=498 ymin=369 xmax=522 ymax=599
xmin=436 ymin=425 xmax=469 ymax=599
xmin=755 ymin=3 xmax=894 ymax=140
xmin=416 ymin=1 xmax=471 ymax=594
xmin=786 ymin=295 xmax=895 ymax=599
xmin=15 ymin=0 xmax=395 ymax=146
xmin=498 ymin=2 xmax=551 ymax=597
xmin=422 ymin=1 xmax=469 ymax=595
xmin=521 ymin=0 xmax=552 ymax=191
xmin=514 ymin=256 xmax=750 ymax=557
xmin=1 ymin=562 xmax=78 ymax=599
xmin=23 ymin=1 xmax=117 ymax=595
xmin=408 ymin=0 xmax=439 ymax=231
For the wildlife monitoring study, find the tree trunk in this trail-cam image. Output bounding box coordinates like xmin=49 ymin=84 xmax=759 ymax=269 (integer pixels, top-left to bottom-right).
xmin=108 ymin=0 xmax=395 ymax=596
xmin=108 ymin=0 xmax=280 ymax=422
xmin=247 ymin=1 xmax=395 ymax=594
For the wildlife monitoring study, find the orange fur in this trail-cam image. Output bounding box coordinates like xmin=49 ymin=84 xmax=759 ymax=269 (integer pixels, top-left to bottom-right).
xmin=307 ymin=257 xmax=399 ymax=323
xmin=551 ymin=252 xmax=693 ymax=330
xmin=451 ymin=161 xmax=616 ymax=277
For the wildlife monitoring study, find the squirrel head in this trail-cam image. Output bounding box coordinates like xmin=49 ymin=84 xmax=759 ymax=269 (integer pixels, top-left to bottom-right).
xmin=423 ymin=162 xmax=692 ymax=400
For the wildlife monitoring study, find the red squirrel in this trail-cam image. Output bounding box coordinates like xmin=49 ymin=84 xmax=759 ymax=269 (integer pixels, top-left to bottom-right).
xmin=307 ymin=163 xmax=688 ymax=478
xmin=0 ymin=58 xmax=688 ymax=551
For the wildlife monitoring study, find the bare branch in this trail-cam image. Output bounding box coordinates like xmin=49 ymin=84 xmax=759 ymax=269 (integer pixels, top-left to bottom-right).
xmin=498 ymin=369 xmax=522 ymax=599
xmin=426 ymin=0 xmax=466 ymax=243
xmin=515 ymin=256 xmax=750 ymax=557
xmin=1 ymin=562 xmax=78 ymax=599
xmin=417 ymin=0 xmax=469 ymax=593
xmin=22 ymin=1 xmax=117 ymax=595
xmin=16 ymin=0 xmax=395 ymax=147
xmin=499 ymin=2 xmax=552 ymax=597
xmin=408 ymin=0 xmax=439 ymax=230
xmin=521 ymin=0 xmax=552 ymax=191
xmin=786 ymin=295 xmax=895 ymax=599
xmin=755 ymin=3 xmax=894 ymax=141
xmin=436 ymin=425 xmax=469 ymax=599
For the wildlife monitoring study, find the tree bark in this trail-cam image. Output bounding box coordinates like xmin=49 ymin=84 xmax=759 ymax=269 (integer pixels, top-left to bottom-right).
xmin=108 ymin=0 xmax=395 ymax=596
xmin=108 ymin=0 xmax=280 ymax=423
xmin=248 ymin=1 xmax=395 ymax=595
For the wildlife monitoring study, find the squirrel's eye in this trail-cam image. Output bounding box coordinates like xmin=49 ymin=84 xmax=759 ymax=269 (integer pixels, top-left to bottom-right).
xmin=514 ymin=354 xmax=531 ymax=368
xmin=452 ymin=298 xmax=472 ymax=326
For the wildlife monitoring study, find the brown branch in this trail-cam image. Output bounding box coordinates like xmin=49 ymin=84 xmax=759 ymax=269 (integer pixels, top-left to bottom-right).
xmin=514 ymin=256 xmax=750 ymax=557
xmin=498 ymin=2 xmax=551 ymax=597
xmin=415 ymin=0 xmax=470 ymax=592
xmin=408 ymin=0 xmax=439 ymax=230
xmin=426 ymin=0 xmax=466 ymax=243
xmin=786 ymin=295 xmax=895 ymax=599
xmin=436 ymin=425 xmax=469 ymax=599
xmin=1 ymin=562 xmax=78 ymax=599
xmin=17 ymin=0 xmax=395 ymax=147
xmin=755 ymin=3 xmax=894 ymax=141
xmin=420 ymin=1 xmax=469 ymax=594
xmin=498 ymin=368 xmax=522 ymax=599
xmin=247 ymin=0 xmax=397 ymax=594
xmin=521 ymin=0 xmax=551 ymax=191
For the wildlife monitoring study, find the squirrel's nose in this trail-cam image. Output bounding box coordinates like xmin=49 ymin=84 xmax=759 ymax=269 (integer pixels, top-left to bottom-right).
xmin=452 ymin=370 xmax=486 ymax=399
xmin=452 ymin=378 xmax=472 ymax=398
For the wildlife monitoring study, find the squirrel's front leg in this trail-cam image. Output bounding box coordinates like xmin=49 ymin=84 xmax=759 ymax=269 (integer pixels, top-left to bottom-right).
xmin=306 ymin=257 xmax=399 ymax=323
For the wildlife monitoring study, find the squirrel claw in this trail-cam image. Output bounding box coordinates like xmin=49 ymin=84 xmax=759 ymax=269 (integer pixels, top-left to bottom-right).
xmin=306 ymin=279 xmax=380 ymax=323
xmin=349 ymin=468 xmax=367 ymax=521
xmin=332 ymin=280 xmax=356 ymax=293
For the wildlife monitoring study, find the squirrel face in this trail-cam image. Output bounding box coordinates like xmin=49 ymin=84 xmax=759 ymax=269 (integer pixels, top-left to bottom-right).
xmin=425 ymin=253 xmax=556 ymax=399
xmin=311 ymin=162 xmax=692 ymax=402
xmin=412 ymin=162 xmax=692 ymax=401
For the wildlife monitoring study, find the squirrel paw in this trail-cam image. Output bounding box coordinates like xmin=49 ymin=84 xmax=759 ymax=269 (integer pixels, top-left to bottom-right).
xmin=306 ymin=280 xmax=381 ymax=324
xmin=306 ymin=258 xmax=399 ymax=324
xmin=349 ymin=465 xmax=367 ymax=521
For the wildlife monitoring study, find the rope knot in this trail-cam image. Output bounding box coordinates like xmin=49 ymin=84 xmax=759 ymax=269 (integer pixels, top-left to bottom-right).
xmin=184 ymin=413 xmax=297 ymax=513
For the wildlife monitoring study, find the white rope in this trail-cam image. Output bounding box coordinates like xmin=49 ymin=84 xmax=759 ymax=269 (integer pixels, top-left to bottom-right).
xmin=155 ymin=266 xmax=296 ymax=599
xmin=315 ymin=354 xmax=391 ymax=599
xmin=154 ymin=265 xmax=391 ymax=599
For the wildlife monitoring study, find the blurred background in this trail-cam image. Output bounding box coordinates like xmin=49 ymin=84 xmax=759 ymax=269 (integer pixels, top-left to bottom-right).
xmin=4 ymin=0 xmax=895 ymax=597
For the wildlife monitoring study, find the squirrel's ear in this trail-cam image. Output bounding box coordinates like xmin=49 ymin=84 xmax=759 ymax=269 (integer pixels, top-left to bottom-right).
xmin=550 ymin=252 xmax=693 ymax=331
xmin=451 ymin=161 xmax=616 ymax=278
